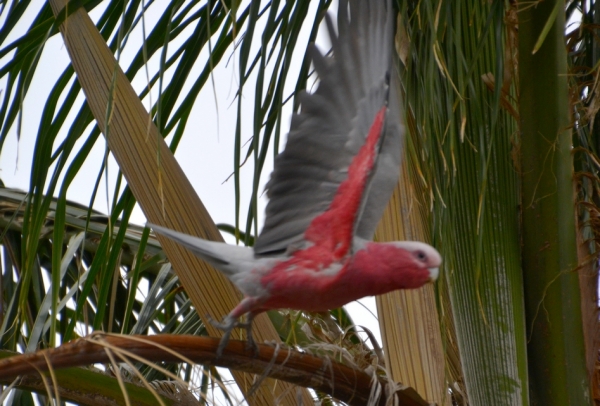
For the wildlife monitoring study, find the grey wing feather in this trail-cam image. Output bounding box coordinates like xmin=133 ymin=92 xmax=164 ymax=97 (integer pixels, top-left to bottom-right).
xmin=254 ymin=0 xmax=404 ymax=256
xmin=354 ymin=68 xmax=404 ymax=240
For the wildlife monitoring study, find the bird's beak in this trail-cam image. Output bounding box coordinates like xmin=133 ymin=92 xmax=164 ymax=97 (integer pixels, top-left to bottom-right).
xmin=428 ymin=267 xmax=439 ymax=282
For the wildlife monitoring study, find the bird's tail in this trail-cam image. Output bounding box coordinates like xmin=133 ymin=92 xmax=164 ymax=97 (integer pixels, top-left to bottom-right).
xmin=148 ymin=223 xmax=248 ymax=277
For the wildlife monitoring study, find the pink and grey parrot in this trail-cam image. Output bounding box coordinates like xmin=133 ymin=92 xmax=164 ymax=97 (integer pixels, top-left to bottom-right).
xmin=150 ymin=0 xmax=441 ymax=354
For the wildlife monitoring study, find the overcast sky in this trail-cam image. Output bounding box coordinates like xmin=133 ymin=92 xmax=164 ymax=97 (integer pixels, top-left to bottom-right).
xmin=0 ymin=0 xmax=381 ymax=357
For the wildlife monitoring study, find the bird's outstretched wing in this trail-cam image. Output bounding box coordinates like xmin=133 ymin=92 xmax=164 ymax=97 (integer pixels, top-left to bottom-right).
xmin=254 ymin=0 xmax=404 ymax=256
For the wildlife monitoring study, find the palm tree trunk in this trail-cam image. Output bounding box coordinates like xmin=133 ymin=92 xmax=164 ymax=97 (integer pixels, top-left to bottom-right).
xmin=518 ymin=1 xmax=591 ymax=404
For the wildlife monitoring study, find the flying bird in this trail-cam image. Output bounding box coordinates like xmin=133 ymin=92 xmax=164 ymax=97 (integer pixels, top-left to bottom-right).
xmin=150 ymin=0 xmax=441 ymax=355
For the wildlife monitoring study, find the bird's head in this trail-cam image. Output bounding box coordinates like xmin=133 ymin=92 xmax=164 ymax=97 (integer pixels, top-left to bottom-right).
xmin=351 ymin=240 xmax=441 ymax=290
xmin=388 ymin=241 xmax=441 ymax=282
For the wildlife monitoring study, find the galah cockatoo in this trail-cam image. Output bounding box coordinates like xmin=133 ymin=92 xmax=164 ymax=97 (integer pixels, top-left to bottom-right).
xmin=150 ymin=0 xmax=441 ymax=354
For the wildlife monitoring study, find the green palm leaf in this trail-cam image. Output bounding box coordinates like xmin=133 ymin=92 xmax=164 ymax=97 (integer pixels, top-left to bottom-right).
xmin=0 ymin=0 xmax=598 ymax=405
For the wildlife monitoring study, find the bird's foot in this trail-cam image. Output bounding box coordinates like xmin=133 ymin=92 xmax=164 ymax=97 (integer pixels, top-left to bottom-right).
xmin=208 ymin=314 xmax=258 ymax=357
xmin=207 ymin=315 xmax=235 ymax=357
xmin=236 ymin=316 xmax=259 ymax=355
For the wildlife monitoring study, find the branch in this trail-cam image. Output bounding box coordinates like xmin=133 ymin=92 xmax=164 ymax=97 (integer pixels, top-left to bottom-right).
xmin=0 ymin=334 xmax=429 ymax=406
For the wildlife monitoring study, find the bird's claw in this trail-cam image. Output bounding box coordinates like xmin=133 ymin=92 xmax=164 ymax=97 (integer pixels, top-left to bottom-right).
xmin=207 ymin=314 xmax=258 ymax=357
xmin=238 ymin=319 xmax=259 ymax=355
xmin=245 ymin=332 xmax=259 ymax=355
xmin=207 ymin=315 xmax=235 ymax=357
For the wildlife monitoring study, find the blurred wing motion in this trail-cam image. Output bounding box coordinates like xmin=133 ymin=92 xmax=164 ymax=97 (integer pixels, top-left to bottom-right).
xmin=150 ymin=0 xmax=440 ymax=357
xmin=254 ymin=0 xmax=403 ymax=256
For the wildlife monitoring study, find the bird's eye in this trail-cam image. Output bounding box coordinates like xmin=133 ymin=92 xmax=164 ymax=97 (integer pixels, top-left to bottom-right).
xmin=416 ymin=250 xmax=427 ymax=261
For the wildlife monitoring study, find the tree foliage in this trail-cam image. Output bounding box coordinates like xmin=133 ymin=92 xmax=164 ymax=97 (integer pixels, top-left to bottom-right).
xmin=0 ymin=1 xmax=597 ymax=405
